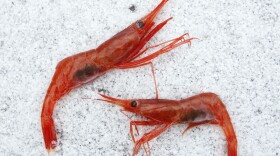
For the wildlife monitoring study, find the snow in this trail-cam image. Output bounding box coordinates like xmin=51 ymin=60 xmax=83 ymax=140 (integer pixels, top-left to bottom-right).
xmin=0 ymin=0 xmax=279 ymax=155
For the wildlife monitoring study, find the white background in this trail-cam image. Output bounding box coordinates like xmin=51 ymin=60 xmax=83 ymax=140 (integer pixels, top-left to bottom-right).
xmin=0 ymin=0 xmax=279 ymax=155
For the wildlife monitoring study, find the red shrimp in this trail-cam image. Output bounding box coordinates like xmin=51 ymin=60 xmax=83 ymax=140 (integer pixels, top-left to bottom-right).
xmin=41 ymin=0 xmax=195 ymax=152
xmin=98 ymin=93 xmax=237 ymax=156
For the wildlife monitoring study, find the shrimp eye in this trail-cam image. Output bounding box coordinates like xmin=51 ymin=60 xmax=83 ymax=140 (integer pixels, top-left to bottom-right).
xmin=131 ymin=101 xmax=138 ymax=107
xmin=136 ymin=20 xmax=144 ymax=28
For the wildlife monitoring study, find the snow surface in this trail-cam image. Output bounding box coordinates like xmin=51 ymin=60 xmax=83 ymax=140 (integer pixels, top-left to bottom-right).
xmin=0 ymin=0 xmax=280 ymax=155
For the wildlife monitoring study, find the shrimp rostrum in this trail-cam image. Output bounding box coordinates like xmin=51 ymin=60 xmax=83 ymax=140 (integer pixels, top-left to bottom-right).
xmin=98 ymin=93 xmax=237 ymax=156
xmin=41 ymin=0 xmax=195 ymax=152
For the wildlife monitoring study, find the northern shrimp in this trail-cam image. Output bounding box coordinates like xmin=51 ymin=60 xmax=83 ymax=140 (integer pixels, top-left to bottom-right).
xmin=41 ymin=0 xmax=195 ymax=152
xmin=98 ymin=93 xmax=237 ymax=156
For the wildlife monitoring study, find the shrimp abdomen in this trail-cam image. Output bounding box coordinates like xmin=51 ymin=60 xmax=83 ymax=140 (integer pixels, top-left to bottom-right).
xmin=184 ymin=93 xmax=237 ymax=156
xmin=41 ymin=50 xmax=106 ymax=151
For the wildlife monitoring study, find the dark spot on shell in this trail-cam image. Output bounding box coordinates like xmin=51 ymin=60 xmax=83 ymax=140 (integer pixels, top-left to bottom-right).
xmin=182 ymin=109 xmax=206 ymax=122
xmin=74 ymin=64 xmax=100 ymax=81
xmin=129 ymin=5 xmax=136 ymax=12
xmin=84 ymin=66 xmax=94 ymax=76
xmin=131 ymin=101 xmax=138 ymax=107
xmin=75 ymin=70 xmax=85 ymax=80
xmin=136 ymin=20 xmax=144 ymax=28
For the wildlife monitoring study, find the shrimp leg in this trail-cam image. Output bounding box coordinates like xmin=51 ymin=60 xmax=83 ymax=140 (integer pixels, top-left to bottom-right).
xmin=120 ymin=109 xmax=133 ymax=120
xmin=115 ymin=33 xmax=194 ymax=99
xmin=117 ymin=33 xmax=194 ymax=68
xmin=133 ymin=122 xmax=174 ymax=156
xmin=115 ymin=34 xmax=194 ymax=99
xmin=130 ymin=120 xmax=161 ymax=143
xmin=130 ymin=121 xmax=162 ymax=156
xmin=129 ymin=32 xmax=191 ymax=62
xmin=182 ymin=120 xmax=219 ymax=136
